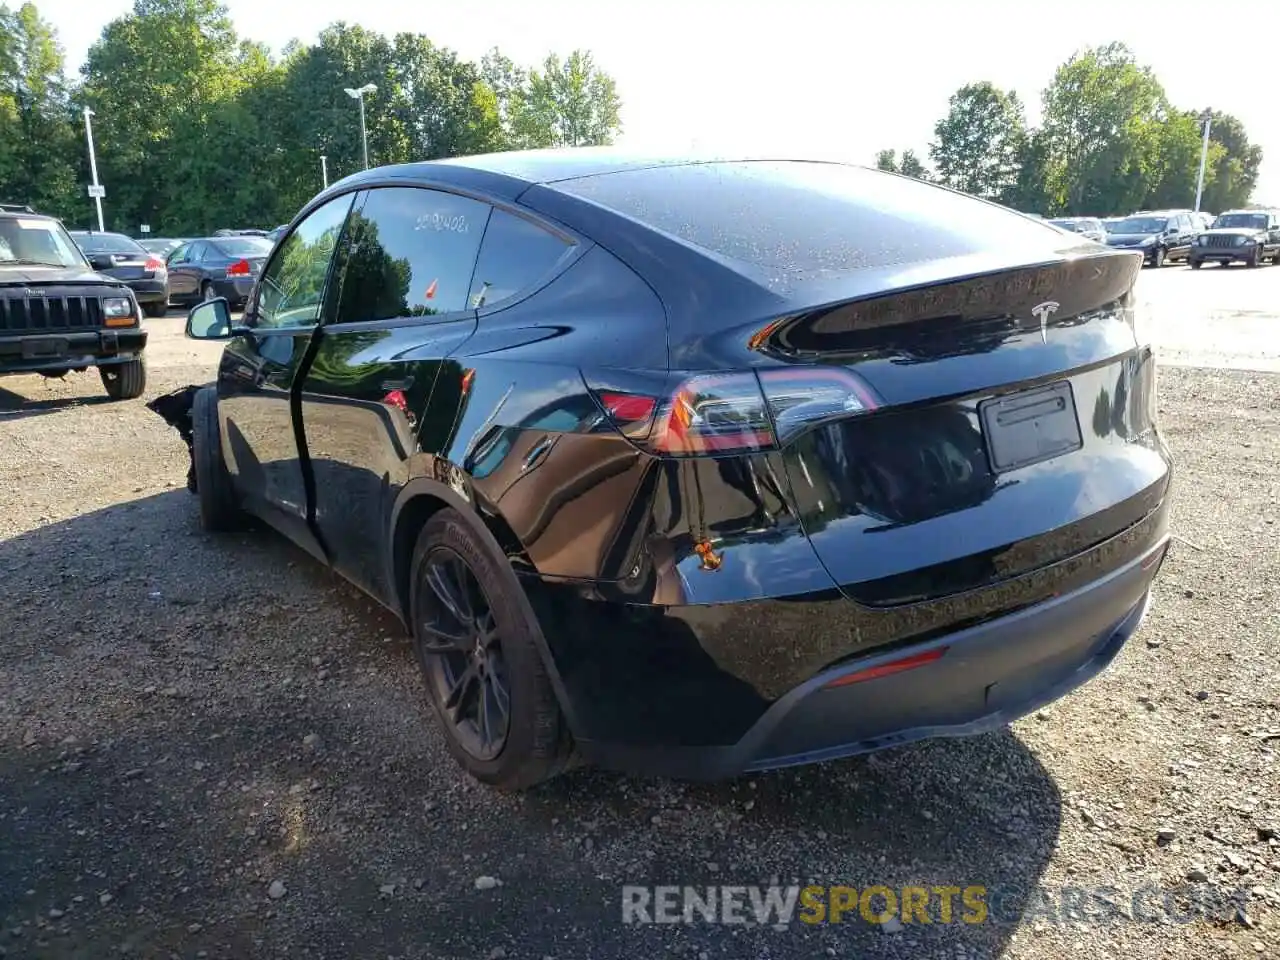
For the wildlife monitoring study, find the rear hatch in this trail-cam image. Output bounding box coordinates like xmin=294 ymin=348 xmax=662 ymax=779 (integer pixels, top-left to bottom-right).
xmin=544 ymin=160 xmax=1169 ymax=609
xmin=753 ymin=252 xmax=1166 ymax=606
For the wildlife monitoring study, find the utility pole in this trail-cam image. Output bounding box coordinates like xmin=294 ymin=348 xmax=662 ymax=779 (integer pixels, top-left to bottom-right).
xmin=1194 ymin=110 xmax=1213 ymax=213
xmin=320 ymin=154 xmax=329 ymax=188
xmin=83 ymin=107 xmax=105 ymax=231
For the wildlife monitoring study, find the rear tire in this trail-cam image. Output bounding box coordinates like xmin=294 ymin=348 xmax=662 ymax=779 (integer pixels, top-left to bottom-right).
xmin=409 ymin=508 xmax=575 ymax=790
xmin=201 ymin=281 xmax=217 ymax=302
xmin=191 ymin=386 xmax=242 ymax=532
xmin=1190 ymin=259 xmax=1202 ymax=270
xmin=142 ymin=301 xmax=167 ymax=318
xmin=100 ymin=358 xmax=146 ymax=400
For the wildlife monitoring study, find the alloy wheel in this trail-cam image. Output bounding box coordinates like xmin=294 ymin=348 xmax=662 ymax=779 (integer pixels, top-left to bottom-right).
xmin=416 ymin=547 xmax=511 ymax=761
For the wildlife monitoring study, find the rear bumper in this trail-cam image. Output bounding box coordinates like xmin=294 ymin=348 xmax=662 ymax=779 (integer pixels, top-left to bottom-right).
xmin=0 ymin=328 xmax=147 ymax=375
xmin=215 ymin=278 xmax=256 ymax=302
xmin=124 ymin=278 xmax=169 ymax=303
xmin=569 ymin=535 xmax=1167 ymax=780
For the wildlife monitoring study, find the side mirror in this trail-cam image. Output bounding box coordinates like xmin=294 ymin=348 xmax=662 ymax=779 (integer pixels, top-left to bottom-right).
xmin=88 ymin=254 xmax=114 ymax=271
xmin=186 ymin=298 xmax=235 ymax=340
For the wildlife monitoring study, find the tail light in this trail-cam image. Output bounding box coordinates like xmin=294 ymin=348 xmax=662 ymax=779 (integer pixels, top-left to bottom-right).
xmin=586 ymin=366 xmax=879 ymax=457
xmin=144 ymin=256 xmax=166 ymax=273
xmin=226 ymin=259 xmax=252 ymax=277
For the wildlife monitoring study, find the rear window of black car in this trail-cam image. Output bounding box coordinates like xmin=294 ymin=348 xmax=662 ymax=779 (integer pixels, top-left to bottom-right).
xmin=211 ymin=237 xmax=273 ymax=257
xmin=74 ymin=232 xmax=144 ymax=255
xmin=551 ymin=160 xmax=1065 ymax=292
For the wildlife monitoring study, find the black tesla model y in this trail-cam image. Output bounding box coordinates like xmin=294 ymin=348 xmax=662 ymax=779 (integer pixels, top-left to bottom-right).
xmin=176 ymin=150 xmax=1172 ymax=790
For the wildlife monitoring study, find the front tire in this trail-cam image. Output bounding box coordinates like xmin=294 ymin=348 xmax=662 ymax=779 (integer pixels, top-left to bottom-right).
xmin=1151 ymin=246 xmax=1166 ymax=268
xmin=1190 ymin=259 xmax=1202 ymax=270
xmin=1247 ymin=247 xmax=1262 ymax=268
xmin=142 ymin=301 xmax=167 ymax=318
xmin=409 ymin=509 xmax=574 ymax=790
xmin=100 ymin=358 xmax=146 ymax=400
xmin=191 ymin=386 xmax=242 ymax=532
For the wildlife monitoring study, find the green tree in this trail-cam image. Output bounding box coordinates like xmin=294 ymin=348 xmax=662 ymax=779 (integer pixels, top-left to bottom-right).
xmin=1039 ymin=43 xmax=1167 ymax=214
xmin=1000 ymin=131 xmax=1052 ymax=213
xmin=898 ymin=149 xmax=930 ymax=181
xmin=510 ymin=51 xmax=621 ymax=147
xmin=1200 ymin=111 xmax=1263 ymax=211
xmin=874 ymin=148 xmax=897 ymax=172
xmin=80 ymin=0 xmax=251 ymax=232
xmin=0 ymin=3 xmax=82 ymax=216
xmin=1143 ymin=109 xmax=1223 ymax=210
xmin=929 ymin=81 xmax=1026 ymax=200
xmin=387 ymin=33 xmax=503 ymax=159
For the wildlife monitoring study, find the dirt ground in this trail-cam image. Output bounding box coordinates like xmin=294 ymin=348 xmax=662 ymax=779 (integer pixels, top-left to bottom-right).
xmin=1 ymin=269 xmax=1278 ymax=958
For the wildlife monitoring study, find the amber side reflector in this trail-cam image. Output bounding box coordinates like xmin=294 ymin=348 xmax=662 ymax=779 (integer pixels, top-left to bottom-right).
xmin=823 ymin=646 xmax=948 ymax=689
xmin=104 ymin=316 xmax=136 ymax=327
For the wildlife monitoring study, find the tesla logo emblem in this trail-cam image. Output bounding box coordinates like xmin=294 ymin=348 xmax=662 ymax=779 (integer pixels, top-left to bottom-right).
xmin=1031 ymin=300 xmax=1060 ymax=343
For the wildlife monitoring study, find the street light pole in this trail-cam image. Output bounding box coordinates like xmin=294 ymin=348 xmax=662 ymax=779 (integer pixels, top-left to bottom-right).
xmin=1194 ymin=110 xmax=1213 ymax=213
xmin=320 ymin=154 xmax=328 ymax=188
xmin=82 ymin=106 xmax=105 ymax=231
xmin=343 ymin=83 xmax=377 ymax=170
xmin=358 ymin=94 xmax=368 ymax=169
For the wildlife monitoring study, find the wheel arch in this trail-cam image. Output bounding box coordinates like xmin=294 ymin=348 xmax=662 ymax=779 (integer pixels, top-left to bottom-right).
xmin=387 ymin=473 xmax=535 ymax=627
xmin=387 ymin=473 xmax=584 ymax=739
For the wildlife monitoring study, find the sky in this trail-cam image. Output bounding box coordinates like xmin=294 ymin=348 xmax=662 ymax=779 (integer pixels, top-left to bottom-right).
xmin=38 ymin=0 xmax=1278 ymax=205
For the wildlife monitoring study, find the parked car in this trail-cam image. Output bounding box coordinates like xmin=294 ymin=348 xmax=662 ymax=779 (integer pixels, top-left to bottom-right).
xmin=1 ymin=207 xmax=147 ymax=397
xmin=1191 ymin=212 xmax=1215 ymax=233
xmin=1047 ymin=217 xmax=1107 ymax=243
xmin=1188 ymin=209 xmax=1280 ymax=268
xmin=170 ymin=150 xmax=1171 ymax=790
xmin=69 ymin=230 xmax=170 ymax=318
xmin=1103 ymin=211 xmax=1197 ymax=266
xmin=165 ymin=235 xmax=274 ymax=307
xmin=268 ymin=224 xmax=288 ymax=243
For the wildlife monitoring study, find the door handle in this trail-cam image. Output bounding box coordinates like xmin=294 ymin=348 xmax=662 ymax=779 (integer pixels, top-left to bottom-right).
xmin=521 ymin=435 xmax=556 ymax=473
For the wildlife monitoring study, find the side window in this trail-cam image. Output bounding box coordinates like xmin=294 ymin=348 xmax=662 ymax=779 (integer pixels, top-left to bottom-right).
xmin=334 ymin=187 xmax=489 ymax=323
xmin=167 ymin=243 xmax=188 ymax=264
xmin=468 ymin=209 xmax=573 ymax=309
xmin=188 ymin=242 xmax=209 ymax=262
xmin=255 ymin=194 xmax=354 ymax=330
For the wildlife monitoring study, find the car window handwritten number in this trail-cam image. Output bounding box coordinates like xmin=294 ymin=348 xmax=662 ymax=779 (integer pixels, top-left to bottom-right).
xmin=414 ymin=212 xmax=469 ymax=234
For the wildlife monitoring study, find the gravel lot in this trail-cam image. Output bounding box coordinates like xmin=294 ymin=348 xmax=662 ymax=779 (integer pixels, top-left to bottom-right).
xmin=1 ymin=265 xmax=1278 ymax=959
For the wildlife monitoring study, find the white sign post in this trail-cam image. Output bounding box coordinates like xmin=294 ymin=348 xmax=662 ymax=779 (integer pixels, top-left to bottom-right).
xmin=83 ymin=107 xmax=106 ymax=231
xmin=140 ymin=224 xmax=151 ymax=234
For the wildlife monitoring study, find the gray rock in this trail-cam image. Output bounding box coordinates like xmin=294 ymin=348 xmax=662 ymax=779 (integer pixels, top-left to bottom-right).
xmin=1186 ymin=866 xmax=1210 ymax=883
xmin=267 ymin=880 xmax=286 ymax=900
xmin=474 ymin=876 xmax=499 ymax=891
xmin=1157 ymin=827 xmax=1177 ymax=844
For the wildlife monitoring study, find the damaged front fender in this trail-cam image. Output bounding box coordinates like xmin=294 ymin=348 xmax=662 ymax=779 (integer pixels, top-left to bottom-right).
xmin=146 ymin=384 xmax=207 ymax=493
